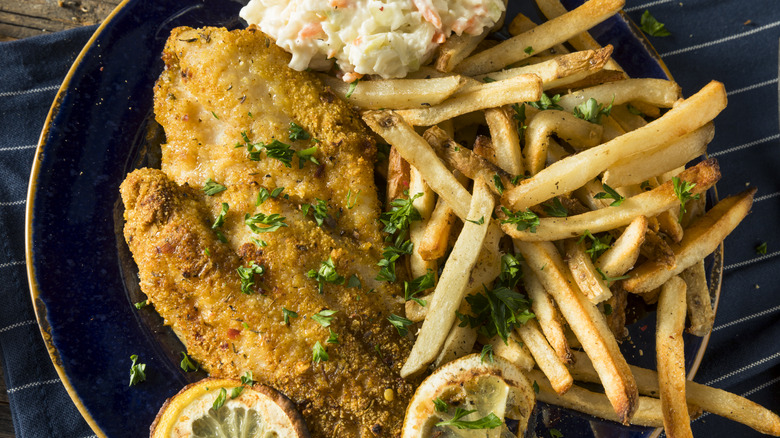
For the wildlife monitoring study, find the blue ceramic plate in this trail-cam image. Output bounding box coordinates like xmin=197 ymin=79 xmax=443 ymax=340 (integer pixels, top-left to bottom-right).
xmin=26 ymin=0 xmax=721 ymax=437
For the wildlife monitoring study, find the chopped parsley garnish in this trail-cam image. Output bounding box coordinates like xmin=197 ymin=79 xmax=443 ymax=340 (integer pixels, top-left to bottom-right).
xmin=482 ymin=76 xmax=497 ymax=83
xmin=404 ymin=270 xmax=435 ymax=306
xmin=346 ymin=79 xmax=359 ymax=98
xmin=627 ymin=104 xmax=645 ymax=116
xmin=236 ymin=132 xmax=294 ymax=166
xmin=533 ymin=380 xmax=540 ymax=393
xmin=213 ymin=388 xmax=227 ymax=410
xmin=597 ymin=267 xmax=630 ymax=285
xmin=237 ymin=262 xmax=265 ymax=294
xmin=604 ymin=303 xmax=613 ymax=316
xmin=500 ymin=206 xmax=540 ymax=233
xmin=594 ymin=183 xmax=625 ymax=206
xmin=549 ymin=428 xmax=564 ymax=438
xmin=497 ymin=253 xmax=523 ymax=289
xmin=282 ymin=308 xmax=298 ymax=325
xmin=180 ymin=352 xmax=198 ymax=372
xmin=347 ymin=274 xmax=362 ymax=289
xmin=212 ymin=202 xmax=229 ymax=229
xmin=435 ymin=407 xmax=502 ymax=430
xmin=578 ymin=230 xmax=613 ymax=261
xmin=346 ymin=189 xmax=361 ymax=209
xmin=245 ymin=212 xmax=288 ymax=233
xmin=573 ymin=97 xmax=613 ymax=124
xmin=542 ymin=197 xmax=569 ymax=217
xmin=480 ymin=344 xmax=494 ymax=363
xmin=256 ymin=187 xmax=284 ymax=205
xmin=376 ymin=237 xmax=413 ymax=282
xmin=307 ymin=257 xmax=345 ymax=293
xmin=640 ymin=180 xmax=652 ymax=191
xmin=129 ymin=354 xmax=146 ymax=386
xmin=240 ymin=371 xmax=255 ymax=386
xmin=466 ymin=216 xmax=485 ymax=225
xmin=528 ymin=93 xmax=563 ymax=111
xmin=302 ymin=198 xmax=329 ymax=226
xmin=512 ymin=103 xmax=527 ymax=133
xmin=756 ymin=242 xmax=768 ymax=255
xmin=134 ymin=300 xmax=148 ymax=310
xmin=311 ymin=309 xmax=338 ymax=327
xmin=296 ymin=146 xmax=320 ymax=168
xmin=524 ymin=46 xmax=534 ymax=55
xmin=288 ymin=122 xmax=311 ymax=141
xmin=211 ymin=111 xmax=219 ymax=119
xmin=672 ymin=176 xmax=700 ymax=221
xmin=640 ymin=10 xmax=671 ymax=37
xmin=251 ymin=237 xmax=267 ymax=247
xmin=230 ymin=386 xmax=244 ymax=398
xmin=388 ymin=313 xmax=413 ymax=337
xmin=380 ymin=192 xmax=423 ymax=235
xmin=493 ymin=174 xmax=505 ymax=195
xmin=433 ymin=398 xmax=449 ymax=412
xmin=202 ymin=178 xmax=227 ymax=196
xmin=312 ymin=341 xmax=329 ymax=363
xmin=460 ymin=285 xmax=535 ymax=343
xmin=327 ymin=329 xmax=340 ymax=344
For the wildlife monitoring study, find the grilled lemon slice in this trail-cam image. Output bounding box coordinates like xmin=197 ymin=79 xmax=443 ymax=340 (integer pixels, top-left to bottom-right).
xmin=150 ymin=377 xmax=309 ymax=438
xmin=402 ymin=354 xmax=535 ymax=438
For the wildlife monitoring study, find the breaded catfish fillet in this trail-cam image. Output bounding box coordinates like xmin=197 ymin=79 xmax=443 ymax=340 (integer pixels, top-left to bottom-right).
xmin=121 ymin=27 xmax=415 ymax=437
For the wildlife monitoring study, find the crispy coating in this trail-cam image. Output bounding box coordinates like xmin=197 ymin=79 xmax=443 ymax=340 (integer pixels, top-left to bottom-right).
xmin=122 ymin=26 xmax=416 ymax=437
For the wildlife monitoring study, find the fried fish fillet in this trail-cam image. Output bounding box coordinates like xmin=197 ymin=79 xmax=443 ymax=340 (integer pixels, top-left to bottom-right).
xmin=121 ymin=26 xmax=415 ymax=437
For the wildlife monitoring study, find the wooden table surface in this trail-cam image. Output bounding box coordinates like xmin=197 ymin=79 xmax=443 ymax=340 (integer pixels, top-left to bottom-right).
xmin=1 ymin=2 xmax=120 ymax=436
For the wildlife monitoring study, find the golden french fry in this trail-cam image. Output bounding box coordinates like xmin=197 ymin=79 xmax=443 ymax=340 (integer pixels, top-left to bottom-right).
xmin=363 ymin=110 xmax=472 ymax=220
xmin=502 ymin=81 xmax=726 ymax=211
xmin=455 ymin=0 xmax=624 ymax=76
xmin=318 ymin=74 xmax=467 ymax=109
xmin=418 ymin=197 xmax=458 ymax=261
xmin=485 ymin=106 xmax=525 ymax=175
xmin=489 ymin=332 xmax=536 ymax=372
xmin=434 ymin=317 xmax=478 ymax=368
xmin=595 ymin=215 xmax=648 ymax=277
xmin=656 ymin=276 xmax=693 ymax=438
xmin=408 ymin=166 xmax=437 ymax=278
xmin=395 ymin=74 xmax=542 ymax=126
xmin=503 ymin=159 xmax=720 ymax=241
xmin=528 ymin=370 xmax=666 ymax=427
xmin=507 ymin=12 xmax=569 ymax=55
xmin=400 ymin=180 xmax=494 ymax=377
xmin=517 ymin=319 xmax=573 ymax=395
xmin=520 ymin=262 xmax=572 ymax=363
xmin=435 ymin=32 xmax=488 ymax=72
xmin=623 ymin=188 xmax=755 ymax=294
xmin=565 ymin=239 xmax=613 ymax=304
xmin=603 ymin=124 xmax=714 ymax=188
xmin=515 ymin=240 xmax=638 ymax=423
xmin=568 ymin=350 xmax=780 ymax=436
xmin=557 ymin=78 xmax=681 ymax=113
xmin=681 ymin=260 xmax=714 ymax=336
xmin=524 ymin=109 xmax=603 ymax=175
xmin=657 ymin=208 xmax=685 ymax=243
xmin=609 ymin=103 xmax=648 ymax=132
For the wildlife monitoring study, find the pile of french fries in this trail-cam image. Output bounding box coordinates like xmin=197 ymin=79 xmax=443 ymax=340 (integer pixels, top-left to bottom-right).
xmin=336 ymin=0 xmax=780 ymax=435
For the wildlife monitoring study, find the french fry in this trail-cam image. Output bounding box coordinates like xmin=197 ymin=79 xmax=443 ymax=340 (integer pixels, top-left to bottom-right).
xmin=435 ymin=32 xmax=488 ymax=72
xmin=623 ymin=189 xmax=756 ymax=294
xmin=515 ymin=240 xmax=638 ymax=423
xmin=603 ymin=124 xmax=714 ymax=188
xmin=609 ymin=103 xmax=648 ymax=132
xmin=363 ymin=110 xmax=472 ymax=219
xmin=485 ymin=106 xmax=525 ymax=175
xmin=656 ymin=276 xmax=693 ymax=438
xmin=400 ymin=180 xmax=494 ymax=377
xmin=516 ymin=319 xmax=574 ymax=395
xmin=489 ymin=333 xmax=536 ymax=372
xmin=524 ymin=109 xmax=603 ymax=175
xmin=408 ymin=166 xmax=437 ymax=278
xmin=418 ymin=197 xmax=458 ymax=261
xmin=604 ymin=285 xmax=628 ymax=341
xmin=318 ymin=74 xmax=466 ymax=109
xmin=386 ymin=146 xmax=410 ymax=208
xmin=455 ymin=0 xmax=624 ymax=76
xmin=507 ymin=13 xmax=569 ymax=55
xmin=503 ymin=159 xmax=720 ymax=241
xmin=557 ymin=78 xmax=681 ymax=113
xmin=521 ymin=262 xmax=572 ymax=363
xmin=657 ymin=208 xmax=685 ymax=243
xmin=595 ymin=215 xmax=648 ymax=277
xmin=681 ymin=260 xmax=714 ymax=336
xmin=395 ymin=74 xmax=542 ymax=126
xmin=472 ymin=47 xmax=614 ymax=91
xmin=502 ymin=81 xmax=726 ymax=211
xmin=434 ymin=316 xmax=478 ymax=368
xmin=568 ymin=350 xmax=780 ymax=436
xmin=528 ymin=370 xmax=668 ymax=427
xmin=565 ymin=238 xmax=613 ymax=304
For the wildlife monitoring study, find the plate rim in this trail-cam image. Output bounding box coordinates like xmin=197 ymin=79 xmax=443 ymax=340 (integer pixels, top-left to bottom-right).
xmin=22 ymin=2 xmax=723 ymax=437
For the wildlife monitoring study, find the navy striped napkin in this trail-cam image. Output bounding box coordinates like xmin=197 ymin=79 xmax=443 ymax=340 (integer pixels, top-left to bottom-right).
xmin=0 ymin=0 xmax=777 ymax=436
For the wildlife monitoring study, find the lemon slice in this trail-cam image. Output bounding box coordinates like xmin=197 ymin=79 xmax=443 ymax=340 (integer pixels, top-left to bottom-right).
xmin=402 ymin=353 xmax=535 ymax=438
xmin=150 ymin=377 xmax=309 ymax=438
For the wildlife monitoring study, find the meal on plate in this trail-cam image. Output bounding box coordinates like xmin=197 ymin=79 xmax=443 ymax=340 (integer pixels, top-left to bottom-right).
xmin=120 ymin=0 xmax=780 ymax=437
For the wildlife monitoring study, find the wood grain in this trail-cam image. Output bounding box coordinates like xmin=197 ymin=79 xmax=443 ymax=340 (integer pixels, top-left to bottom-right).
xmin=0 ymin=0 xmax=119 ymax=41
